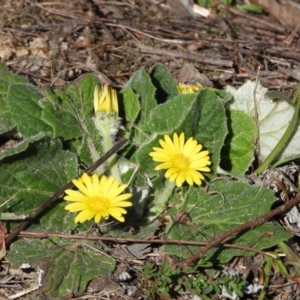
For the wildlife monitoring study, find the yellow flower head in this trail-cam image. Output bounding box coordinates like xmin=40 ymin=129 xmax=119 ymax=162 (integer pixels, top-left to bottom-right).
xmin=94 ymin=84 xmax=118 ymax=114
xmin=178 ymin=82 xmax=202 ymax=94
xmin=149 ymin=133 xmax=211 ymax=187
xmin=64 ymin=173 xmax=132 ymax=223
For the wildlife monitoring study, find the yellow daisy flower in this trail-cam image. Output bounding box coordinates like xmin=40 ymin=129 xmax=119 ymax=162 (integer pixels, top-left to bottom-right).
xmin=177 ymin=82 xmax=202 ymax=94
xmin=94 ymin=83 xmax=118 ymax=114
xmin=149 ymin=133 xmax=211 ymax=187
xmin=64 ymin=173 xmax=132 ymax=223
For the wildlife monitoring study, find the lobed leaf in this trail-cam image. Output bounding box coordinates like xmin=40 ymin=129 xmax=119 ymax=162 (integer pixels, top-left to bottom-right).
xmin=0 ymin=140 xmax=78 ymax=232
xmin=226 ymin=81 xmax=300 ymax=163
xmin=163 ymin=179 xmax=291 ymax=263
xmin=6 ymin=239 xmax=115 ymax=298
xmin=221 ymin=110 xmax=257 ymax=173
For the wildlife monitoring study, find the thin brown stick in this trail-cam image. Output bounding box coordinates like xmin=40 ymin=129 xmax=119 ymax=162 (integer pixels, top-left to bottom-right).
xmin=137 ymin=45 xmax=233 ymax=68
xmin=228 ymin=7 xmax=286 ymax=33
xmin=265 ymin=49 xmax=300 ymax=61
xmin=285 ymin=21 xmax=300 ymax=46
xmin=17 ymin=230 xmax=276 ymax=259
xmin=5 ymin=138 xmax=128 ymax=246
xmin=181 ymin=194 xmax=300 ymax=268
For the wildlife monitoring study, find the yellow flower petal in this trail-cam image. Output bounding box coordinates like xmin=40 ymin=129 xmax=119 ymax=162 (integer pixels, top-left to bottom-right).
xmin=64 ymin=190 xmax=86 ymax=201
xmin=110 ymin=200 xmax=132 ymax=207
xmin=65 ymin=202 xmax=88 ymax=212
xmin=108 ymin=209 xmax=126 ymax=222
xmin=149 ymin=132 xmax=211 ymax=187
xmin=72 ymin=178 xmax=91 ymax=197
xmin=178 ymin=83 xmax=202 ymax=94
xmin=64 ymin=173 xmax=132 ymax=224
xmin=75 ymin=210 xmax=95 ymax=223
xmin=110 ymin=191 xmax=132 ymax=201
xmin=94 ymin=84 xmax=118 ymax=114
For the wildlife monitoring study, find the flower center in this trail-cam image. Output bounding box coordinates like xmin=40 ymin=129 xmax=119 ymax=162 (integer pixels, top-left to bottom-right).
xmin=88 ymin=196 xmax=109 ymax=212
xmin=173 ymin=154 xmax=189 ymax=170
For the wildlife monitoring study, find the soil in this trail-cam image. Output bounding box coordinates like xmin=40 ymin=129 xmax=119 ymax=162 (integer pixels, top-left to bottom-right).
xmin=1 ymin=0 xmax=299 ymax=92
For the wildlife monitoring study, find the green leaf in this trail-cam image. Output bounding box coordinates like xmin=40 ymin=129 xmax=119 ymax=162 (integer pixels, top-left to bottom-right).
xmin=0 ymin=132 xmax=48 ymax=161
xmin=70 ymin=126 xmax=102 ymax=167
xmin=265 ymin=90 xmax=291 ymax=103
xmin=60 ymin=74 xmax=97 ymax=120
xmin=134 ymin=89 xmax=227 ymax=178
xmin=221 ymin=110 xmax=257 ymax=173
xmin=134 ymin=93 xmax=201 ymax=176
xmin=221 ymin=0 xmax=235 ymax=6
xmin=194 ymin=89 xmax=228 ymax=176
xmin=70 ymin=117 xmax=103 ymax=166
xmin=0 ymin=93 xmax=15 ymax=134
xmin=279 ymin=242 xmax=300 ymax=276
xmin=238 ymin=4 xmax=263 ymax=13
xmin=41 ymin=74 xmax=99 ymax=140
xmin=163 ymin=179 xmax=291 ymax=263
xmin=149 ymin=63 xmax=179 ymax=101
xmin=214 ymin=89 xmax=233 ymax=104
xmin=0 ymin=67 xmax=32 ymax=134
xmin=0 ymin=64 xmax=7 ymax=71
xmin=41 ymin=74 xmax=103 ymax=165
xmin=226 ymin=81 xmax=300 ymax=163
xmin=143 ymin=93 xmax=200 ymax=135
xmin=196 ymin=0 xmax=213 ymax=8
xmin=0 ymin=65 xmax=28 ymax=84
xmin=0 ymin=140 xmax=78 ymax=232
xmin=125 ymin=68 xmax=157 ymax=132
xmin=120 ymin=87 xmax=141 ymax=127
xmin=6 ymin=83 xmax=52 ymax=138
xmin=41 ymin=87 xmax=82 ymax=140
xmin=6 ymin=239 xmax=115 ymax=298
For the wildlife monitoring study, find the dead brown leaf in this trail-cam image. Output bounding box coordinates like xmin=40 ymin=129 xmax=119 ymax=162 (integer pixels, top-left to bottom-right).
xmin=257 ymin=0 xmax=300 ymax=27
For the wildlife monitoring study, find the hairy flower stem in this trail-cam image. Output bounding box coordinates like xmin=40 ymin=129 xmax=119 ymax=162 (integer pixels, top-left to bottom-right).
xmin=94 ymin=109 xmax=122 ymax=182
xmin=93 ymin=84 xmax=121 ymax=181
xmin=148 ymin=180 xmax=176 ymax=221
xmin=81 ymin=121 xmax=104 ymax=176
xmin=102 ymin=129 xmax=121 ymax=182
